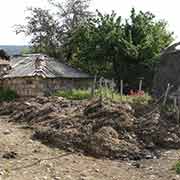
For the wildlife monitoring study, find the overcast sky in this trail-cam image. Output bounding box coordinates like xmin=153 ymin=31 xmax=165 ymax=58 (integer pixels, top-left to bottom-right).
xmin=0 ymin=0 xmax=179 ymax=45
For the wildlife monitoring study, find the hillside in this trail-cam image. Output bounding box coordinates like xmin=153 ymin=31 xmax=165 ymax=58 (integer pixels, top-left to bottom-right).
xmin=0 ymin=45 xmax=29 ymax=56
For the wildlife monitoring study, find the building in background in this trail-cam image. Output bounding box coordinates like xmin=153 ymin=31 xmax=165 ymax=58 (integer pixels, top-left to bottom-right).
xmin=0 ymin=54 xmax=92 ymax=96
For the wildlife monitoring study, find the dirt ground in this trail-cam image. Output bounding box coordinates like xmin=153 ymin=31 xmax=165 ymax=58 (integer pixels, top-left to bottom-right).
xmin=0 ymin=116 xmax=179 ymax=180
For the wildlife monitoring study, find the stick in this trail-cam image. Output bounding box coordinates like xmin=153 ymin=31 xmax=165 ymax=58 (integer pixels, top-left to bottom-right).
xmin=111 ymin=79 xmax=115 ymax=100
xmin=91 ymin=75 xmax=97 ymax=97
xmin=139 ymin=79 xmax=143 ymax=91
xmin=163 ymin=83 xmax=170 ymax=106
xmin=174 ymin=97 xmax=180 ymax=124
xmin=104 ymin=79 xmax=108 ymax=98
xmin=120 ymin=80 xmax=123 ymax=100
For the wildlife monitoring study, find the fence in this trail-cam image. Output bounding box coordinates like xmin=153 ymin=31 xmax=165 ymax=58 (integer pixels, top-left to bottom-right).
xmin=91 ymin=76 xmax=144 ymax=98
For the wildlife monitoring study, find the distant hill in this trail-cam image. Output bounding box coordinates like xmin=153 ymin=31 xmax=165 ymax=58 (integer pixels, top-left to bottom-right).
xmin=0 ymin=45 xmax=29 ymax=56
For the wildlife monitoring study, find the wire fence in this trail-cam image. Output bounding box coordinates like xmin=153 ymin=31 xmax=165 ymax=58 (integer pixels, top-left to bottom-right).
xmin=90 ymin=76 xmax=179 ymax=121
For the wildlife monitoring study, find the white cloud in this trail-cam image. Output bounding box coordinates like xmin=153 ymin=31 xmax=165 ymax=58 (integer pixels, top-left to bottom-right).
xmin=0 ymin=0 xmax=179 ymax=45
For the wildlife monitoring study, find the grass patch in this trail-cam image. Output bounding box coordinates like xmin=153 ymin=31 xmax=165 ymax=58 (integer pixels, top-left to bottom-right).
xmin=54 ymin=88 xmax=151 ymax=104
xmin=54 ymin=89 xmax=91 ymax=100
xmin=96 ymin=88 xmax=151 ymax=104
xmin=175 ymin=161 xmax=180 ymax=174
xmin=0 ymin=88 xmax=17 ymax=102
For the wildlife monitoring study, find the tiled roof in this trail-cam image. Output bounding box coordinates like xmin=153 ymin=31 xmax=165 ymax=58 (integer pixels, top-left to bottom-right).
xmin=3 ymin=54 xmax=91 ymax=79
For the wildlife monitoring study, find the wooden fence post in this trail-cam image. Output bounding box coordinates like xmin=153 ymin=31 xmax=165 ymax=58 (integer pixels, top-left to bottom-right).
xmin=174 ymin=97 xmax=180 ymax=124
xmin=111 ymin=79 xmax=115 ymax=100
xmin=163 ymin=83 xmax=170 ymax=106
xmin=120 ymin=80 xmax=123 ymax=100
xmin=91 ymin=75 xmax=97 ymax=97
xmin=139 ymin=79 xmax=143 ymax=91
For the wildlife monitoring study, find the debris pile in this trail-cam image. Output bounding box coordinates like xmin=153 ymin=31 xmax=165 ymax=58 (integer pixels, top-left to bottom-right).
xmin=0 ymin=97 xmax=180 ymax=160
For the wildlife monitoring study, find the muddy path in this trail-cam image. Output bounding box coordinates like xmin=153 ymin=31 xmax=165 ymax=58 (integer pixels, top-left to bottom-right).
xmin=0 ymin=116 xmax=179 ymax=180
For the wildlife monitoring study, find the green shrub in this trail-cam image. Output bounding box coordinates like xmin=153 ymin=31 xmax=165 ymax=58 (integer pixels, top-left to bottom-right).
xmin=96 ymin=87 xmax=151 ymax=104
xmin=0 ymin=88 xmax=17 ymax=102
xmin=54 ymin=89 xmax=91 ymax=100
xmin=175 ymin=161 xmax=180 ymax=174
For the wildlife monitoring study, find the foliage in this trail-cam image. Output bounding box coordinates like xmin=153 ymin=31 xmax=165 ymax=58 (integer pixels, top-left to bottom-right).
xmin=15 ymin=7 xmax=62 ymax=58
xmin=54 ymin=88 xmax=151 ymax=104
xmin=16 ymin=2 xmax=174 ymax=90
xmin=48 ymin=0 xmax=92 ymax=31
xmin=160 ymin=104 xmax=176 ymax=114
xmin=175 ymin=161 xmax=180 ymax=174
xmin=0 ymin=49 xmax=10 ymax=60
xmin=0 ymin=88 xmax=17 ymax=102
xmin=54 ymin=89 xmax=91 ymax=100
xmin=15 ymin=0 xmax=92 ymax=59
xmin=20 ymin=47 xmax=32 ymax=55
xmin=96 ymin=87 xmax=151 ymax=104
xmin=68 ymin=9 xmax=174 ymax=89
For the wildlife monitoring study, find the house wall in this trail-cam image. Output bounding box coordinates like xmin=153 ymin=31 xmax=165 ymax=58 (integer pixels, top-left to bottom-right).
xmin=153 ymin=51 xmax=180 ymax=96
xmin=43 ymin=78 xmax=92 ymax=95
xmin=0 ymin=76 xmax=92 ymax=97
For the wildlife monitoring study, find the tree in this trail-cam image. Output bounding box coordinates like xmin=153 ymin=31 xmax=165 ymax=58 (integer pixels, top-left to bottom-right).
xmin=15 ymin=8 xmax=62 ymax=58
xmin=0 ymin=49 xmax=10 ymax=60
xmin=49 ymin=0 xmax=92 ymax=31
xmin=68 ymin=9 xmax=174 ymax=89
xmin=48 ymin=0 xmax=93 ymax=60
xmin=15 ymin=0 xmax=92 ymax=59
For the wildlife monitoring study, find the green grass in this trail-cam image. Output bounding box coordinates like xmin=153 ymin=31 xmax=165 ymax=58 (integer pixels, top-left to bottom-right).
xmin=54 ymin=89 xmax=91 ymax=100
xmin=96 ymin=88 xmax=151 ymax=104
xmin=175 ymin=161 xmax=180 ymax=174
xmin=54 ymin=88 xmax=151 ymax=104
xmin=0 ymin=88 xmax=17 ymax=102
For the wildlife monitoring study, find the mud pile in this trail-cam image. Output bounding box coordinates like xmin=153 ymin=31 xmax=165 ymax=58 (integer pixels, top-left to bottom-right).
xmin=0 ymin=97 xmax=180 ymax=160
xmin=135 ymin=109 xmax=180 ymax=150
xmin=0 ymin=96 xmax=82 ymax=125
xmin=33 ymin=99 xmax=148 ymax=160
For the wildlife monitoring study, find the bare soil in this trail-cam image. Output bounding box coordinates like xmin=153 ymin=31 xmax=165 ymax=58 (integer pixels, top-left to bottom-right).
xmin=1 ymin=97 xmax=180 ymax=161
xmin=0 ymin=116 xmax=179 ymax=180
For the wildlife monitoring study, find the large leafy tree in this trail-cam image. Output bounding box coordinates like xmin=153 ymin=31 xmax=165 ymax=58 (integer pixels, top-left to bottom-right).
xmin=15 ymin=8 xmax=62 ymax=58
xmin=48 ymin=0 xmax=92 ymax=31
xmin=15 ymin=0 xmax=92 ymax=58
xmin=49 ymin=0 xmax=93 ymax=60
xmin=68 ymin=9 xmax=174 ymax=89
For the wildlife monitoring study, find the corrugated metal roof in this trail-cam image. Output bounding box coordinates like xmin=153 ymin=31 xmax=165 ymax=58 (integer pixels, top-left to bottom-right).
xmin=3 ymin=54 xmax=91 ymax=79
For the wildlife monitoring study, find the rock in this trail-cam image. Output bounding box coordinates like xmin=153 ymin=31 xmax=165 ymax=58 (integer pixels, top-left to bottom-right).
xmin=131 ymin=162 xmax=141 ymax=168
xmin=2 ymin=151 xmax=17 ymax=159
xmin=80 ymin=176 xmax=94 ymax=180
xmin=176 ymin=175 xmax=180 ymax=179
xmin=3 ymin=129 xmax=11 ymax=135
xmin=65 ymin=175 xmax=73 ymax=180
xmin=53 ymin=177 xmax=61 ymax=180
xmin=95 ymin=168 xmax=100 ymax=172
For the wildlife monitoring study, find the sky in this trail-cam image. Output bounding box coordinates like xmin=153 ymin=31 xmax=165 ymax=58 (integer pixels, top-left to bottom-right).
xmin=0 ymin=0 xmax=179 ymax=45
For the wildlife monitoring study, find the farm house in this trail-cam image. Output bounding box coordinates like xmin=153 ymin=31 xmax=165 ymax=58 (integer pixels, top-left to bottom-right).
xmin=0 ymin=54 xmax=93 ymax=96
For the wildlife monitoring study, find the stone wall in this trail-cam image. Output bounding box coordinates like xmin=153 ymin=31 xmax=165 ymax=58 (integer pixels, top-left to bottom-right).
xmin=0 ymin=76 xmax=92 ymax=97
xmin=43 ymin=78 xmax=92 ymax=95
xmin=153 ymin=50 xmax=180 ymax=96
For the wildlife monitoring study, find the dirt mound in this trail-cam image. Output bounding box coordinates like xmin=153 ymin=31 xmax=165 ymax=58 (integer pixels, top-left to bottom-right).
xmin=32 ymin=99 xmax=147 ymax=160
xmin=1 ymin=97 xmax=180 ymax=160
xmin=136 ymin=111 xmax=180 ymax=149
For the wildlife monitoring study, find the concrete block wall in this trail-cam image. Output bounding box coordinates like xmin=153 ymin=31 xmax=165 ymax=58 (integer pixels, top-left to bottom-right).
xmin=0 ymin=77 xmax=92 ymax=97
